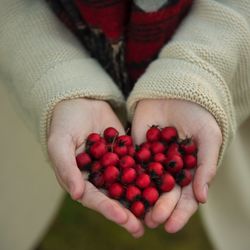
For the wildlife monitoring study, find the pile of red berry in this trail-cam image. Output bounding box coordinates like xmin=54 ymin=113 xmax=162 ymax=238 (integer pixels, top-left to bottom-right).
xmin=76 ymin=126 xmax=197 ymax=218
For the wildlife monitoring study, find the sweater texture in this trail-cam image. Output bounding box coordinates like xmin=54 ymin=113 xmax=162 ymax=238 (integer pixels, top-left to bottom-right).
xmin=1 ymin=1 xmax=250 ymax=249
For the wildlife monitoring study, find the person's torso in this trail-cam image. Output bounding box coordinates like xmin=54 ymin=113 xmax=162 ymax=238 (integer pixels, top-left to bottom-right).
xmin=46 ymin=0 xmax=193 ymax=96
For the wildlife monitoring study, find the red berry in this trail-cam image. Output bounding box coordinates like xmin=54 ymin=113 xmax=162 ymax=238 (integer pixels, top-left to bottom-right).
xmin=86 ymin=133 xmax=101 ymax=145
xmin=164 ymin=154 xmax=183 ymax=174
xmin=142 ymin=187 xmax=159 ymax=206
xmin=76 ymin=152 xmax=92 ymax=171
xmin=108 ymin=183 xmax=124 ymax=199
xmin=89 ymin=172 xmax=104 ymax=188
xmin=126 ymin=185 xmax=141 ymax=202
xmin=183 ymin=154 xmax=197 ymax=169
xmin=134 ymin=164 xmax=144 ymax=175
xmin=90 ymin=141 xmax=107 ymax=159
xmin=127 ymin=146 xmax=136 ymax=157
xmin=146 ymin=125 xmax=161 ymax=142
xmin=147 ymin=162 xmax=164 ymax=177
xmin=153 ymin=153 xmax=166 ymax=163
xmin=119 ymin=155 xmax=135 ymax=169
xmin=167 ymin=142 xmax=181 ymax=157
xmin=130 ymin=201 xmax=145 ymax=218
xmin=175 ymin=169 xmax=192 ymax=187
xmin=103 ymin=127 xmax=119 ymax=143
xmin=113 ymin=144 xmax=128 ymax=156
xmin=91 ymin=161 xmax=102 ymax=173
xmin=103 ymin=165 xmax=120 ymax=183
xmin=159 ymin=173 xmax=175 ymax=192
xmin=150 ymin=141 xmax=165 ymax=154
xmin=161 ymin=127 xmax=178 ymax=143
xmin=136 ymin=148 xmax=151 ymax=162
xmin=180 ymin=138 xmax=197 ymax=155
xmin=136 ymin=173 xmax=151 ymax=189
xmin=121 ymin=168 xmax=137 ymax=184
xmin=117 ymin=135 xmax=133 ymax=146
xmin=101 ymin=152 xmax=119 ymax=167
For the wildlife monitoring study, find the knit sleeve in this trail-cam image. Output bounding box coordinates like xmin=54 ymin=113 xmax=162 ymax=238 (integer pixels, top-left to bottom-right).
xmin=127 ymin=0 xmax=250 ymax=166
xmin=0 ymin=0 xmax=124 ymax=151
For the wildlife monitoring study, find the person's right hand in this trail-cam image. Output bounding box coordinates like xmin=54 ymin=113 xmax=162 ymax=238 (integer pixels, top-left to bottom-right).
xmin=47 ymin=98 xmax=144 ymax=238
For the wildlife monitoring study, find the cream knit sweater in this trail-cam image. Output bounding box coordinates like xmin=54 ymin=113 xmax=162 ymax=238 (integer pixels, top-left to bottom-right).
xmin=1 ymin=0 xmax=250 ymax=164
xmin=1 ymin=0 xmax=250 ymax=249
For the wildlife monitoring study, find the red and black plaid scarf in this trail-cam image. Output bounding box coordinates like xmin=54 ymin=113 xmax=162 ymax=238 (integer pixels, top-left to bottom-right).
xmin=46 ymin=0 xmax=193 ymax=96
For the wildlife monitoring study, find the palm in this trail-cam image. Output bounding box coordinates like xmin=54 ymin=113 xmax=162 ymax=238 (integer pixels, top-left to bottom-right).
xmin=48 ymin=98 xmax=144 ymax=237
xmin=132 ymin=99 xmax=222 ymax=232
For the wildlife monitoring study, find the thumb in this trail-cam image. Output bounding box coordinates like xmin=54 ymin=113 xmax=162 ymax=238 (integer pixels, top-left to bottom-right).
xmin=193 ymin=128 xmax=222 ymax=203
xmin=48 ymin=133 xmax=85 ymax=200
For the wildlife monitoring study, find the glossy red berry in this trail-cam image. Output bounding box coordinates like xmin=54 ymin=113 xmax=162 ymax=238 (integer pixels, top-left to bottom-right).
xmin=113 ymin=144 xmax=128 ymax=156
xmin=103 ymin=127 xmax=119 ymax=143
xmin=167 ymin=142 xmax=181 ymax=157
xmin=150 ymin=141 xmax=165 ymax=154
xmin=146 ymin=125 xmax=161 ymax=142
xmin=180 ymin=138 xmax=197 ymax=155
xmin=90 ymin=141 xmax=107 ymax=159
xmin=183 ymin=154 xmax=197 ymax=169
xmin=130 ymin=201 xmax=145 ymax=218
xmin=153 ymin=153 xmax=166 ymax=163
xmin=121 ymin=168 xmax=137 ymax=184
xmin=142 ymin=187 xmax=159 ymax=206
xmin=159 ymin=173 xmax=175 ymax=192
xmin=136 ymin=148 xmax=151 ymax=162
xmin=103 ymin=165 xmax=120 ymax=183
xmin=126 ymin=185 xmax=141 ymax=202
xmin=108 ymin=183 xmax=124 ymax=199
xmin=117 ymin=135 xmax=133 ymax=146
xmin=101 ymin=152 xmax=119 ymax=167
xmin=136 ymin=173 xmax=151 ymax=189
xmin=164 ymin=154 xmax=183 ymax=174
xmin=91 ymin=161 xmax=102 ymax=173
xmin=82 ymin=126 xmax=197 ymax=215
xmin=175 ymin=169 xmax=192 ymax=187
xmin=76 ymin=152 xmax=92 ymax=171
xmin=148 ymin=162 xmax=164 ymax=177
xmin=161 ymin=127 xmax=178 ymax=143
xmin=86 ymin=133 xmax=101 ymax=145
xmin=119 ymin=155 xmax=135 ymax=169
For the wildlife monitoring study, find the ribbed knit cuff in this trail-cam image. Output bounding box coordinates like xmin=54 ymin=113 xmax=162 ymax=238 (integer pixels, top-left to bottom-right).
xmin=127 ymin=58 xmax=236 ymax=167
xmin=30 ymin=58 xmax=125 ymax=154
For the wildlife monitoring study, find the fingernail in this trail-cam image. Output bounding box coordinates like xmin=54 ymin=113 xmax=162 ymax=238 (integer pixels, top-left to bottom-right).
xmin=203 ymin=184 xmax=208 ymax=202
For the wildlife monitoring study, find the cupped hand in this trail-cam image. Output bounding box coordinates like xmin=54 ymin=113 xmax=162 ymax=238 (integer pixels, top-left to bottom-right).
xmin=131 ymin=99 xmax=222 ymax=233
xmin=47 ymin=98 xmax=144 ymax=238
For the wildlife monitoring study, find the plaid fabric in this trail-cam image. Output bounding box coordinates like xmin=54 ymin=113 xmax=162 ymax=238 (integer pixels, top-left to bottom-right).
xmin=46 ymin=0 xmax=193 ymax=96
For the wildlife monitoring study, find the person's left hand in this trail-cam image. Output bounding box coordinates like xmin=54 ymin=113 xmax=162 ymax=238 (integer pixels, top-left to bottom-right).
xmin=131 ymin=99 xmax=222 ymax=233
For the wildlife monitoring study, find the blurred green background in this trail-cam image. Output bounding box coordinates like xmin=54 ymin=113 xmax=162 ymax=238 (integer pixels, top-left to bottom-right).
xmin=37 ymin=195 xmax=213 ymax=250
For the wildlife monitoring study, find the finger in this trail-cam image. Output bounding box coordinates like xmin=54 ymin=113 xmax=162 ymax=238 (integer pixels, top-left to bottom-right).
xmin=193 ymin=129 xmax=222 ymax=203
xmin=144 ymin=186 xmax=181 ymax=228
xmin=48 ymin=133 xmax=85 ymax=200
xmin=151 ymin=186 xmax=181 ymax=225
xmin=164 ymin=184 xmax=198 ymax=233
xmin=80 ymin=181 xmax=144 ymax=237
